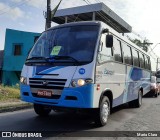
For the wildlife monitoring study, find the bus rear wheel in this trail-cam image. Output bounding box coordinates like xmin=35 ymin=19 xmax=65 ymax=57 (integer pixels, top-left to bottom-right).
xmin=129 ymin=90 xmax=142 ymax=108
xmin=154 ymin=91 xmax=158 ymax=98
xmin=95 ymin=96 xmax=110 ymax=126
xmin=34 ymin=104 xmax=51 ymax=116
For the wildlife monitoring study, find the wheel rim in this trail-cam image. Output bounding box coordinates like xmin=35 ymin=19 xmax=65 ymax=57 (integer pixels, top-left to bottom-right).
xmin=139 ymin=91 xmax=142 ymax=105
xmin=101 ymin=102 xmax=109 ymax=123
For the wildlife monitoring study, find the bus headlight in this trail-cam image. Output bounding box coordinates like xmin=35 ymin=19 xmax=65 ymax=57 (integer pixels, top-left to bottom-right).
xmin=77 ymin=79 xmax=85 ymax=86
xmin=20 ymin=76 xmax=27 ymax=85
xmin=70 ymin=78 xmax=93 ymax=87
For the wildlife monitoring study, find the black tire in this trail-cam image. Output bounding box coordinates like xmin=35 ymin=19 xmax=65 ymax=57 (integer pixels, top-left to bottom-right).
xmin=94 ymin=96 xmax=110 ymax=126
xmin=128 ymin=100 xmax=135 ymax=108
xmin=134 ymin=90 xmax=142 ymax=108
xmin=155 ymin=92 xmax=158 ymax=98
xmin=34 ymin=104 xmax=51 ymax=116
xmin=129 ymin=90 xmax=142 ymax=108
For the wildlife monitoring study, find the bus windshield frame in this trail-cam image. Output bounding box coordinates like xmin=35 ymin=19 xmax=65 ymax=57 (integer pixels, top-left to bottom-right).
xmin=26 ymin=25 xmax=100 ymax=66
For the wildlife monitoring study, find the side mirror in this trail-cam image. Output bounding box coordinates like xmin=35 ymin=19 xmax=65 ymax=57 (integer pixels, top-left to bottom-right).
xmin=106 ymin=35 xmax=113 ymax=48
xmin=102 ymin=29 xmax=109 ymax=34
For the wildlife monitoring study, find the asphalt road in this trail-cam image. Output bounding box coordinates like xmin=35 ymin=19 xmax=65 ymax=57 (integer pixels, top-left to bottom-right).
xmin=0 ymin=96 xmax=160 ymax=140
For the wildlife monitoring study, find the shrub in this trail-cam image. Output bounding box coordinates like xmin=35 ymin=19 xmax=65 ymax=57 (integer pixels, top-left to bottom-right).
xmin=0 ymin=85 xmax=20 ymax=102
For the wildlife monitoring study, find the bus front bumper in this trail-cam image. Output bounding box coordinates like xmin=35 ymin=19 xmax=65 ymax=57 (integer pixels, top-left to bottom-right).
xmin=20 ymin=84 xmax=94 ymax=108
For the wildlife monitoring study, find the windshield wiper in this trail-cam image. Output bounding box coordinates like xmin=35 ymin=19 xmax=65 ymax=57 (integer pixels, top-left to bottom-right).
xmin=26 ymin=57 xmax=48 ymax=61
xmin=47 ymin=56 xmax=80 ymax=63
xmin=26 ymin=56 xmax=80 ymax=64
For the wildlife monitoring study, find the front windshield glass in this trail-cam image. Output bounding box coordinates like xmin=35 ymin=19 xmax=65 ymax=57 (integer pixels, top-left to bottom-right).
xmin=28 ymin=25 xmax=99 ymax=63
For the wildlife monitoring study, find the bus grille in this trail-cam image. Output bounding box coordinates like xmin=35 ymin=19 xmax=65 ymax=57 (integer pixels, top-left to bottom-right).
xmin=29 ymin=78 xmax=67 ymax=90
xmin=29 ymin=78 xmax=67 ymax=99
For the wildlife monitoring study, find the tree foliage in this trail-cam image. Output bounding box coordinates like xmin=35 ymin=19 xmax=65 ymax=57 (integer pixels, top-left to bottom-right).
xmin=129 ymin=38 xmax=152 ymax=52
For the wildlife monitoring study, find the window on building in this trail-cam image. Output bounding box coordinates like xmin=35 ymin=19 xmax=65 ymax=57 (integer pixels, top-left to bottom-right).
xmin=122 ymin=43 xmax=132 ymax=65
xmin=14 ymin=44 xmax=22 ymax=56
xmin=113 ymin=39 xmax=123 ymax=63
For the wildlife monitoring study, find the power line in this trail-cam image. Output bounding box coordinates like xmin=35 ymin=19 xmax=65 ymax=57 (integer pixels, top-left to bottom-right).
xmin=0 ymin=0 xmax=30 ymax=12
xmin=83 ymin=0 xmax=90 ymax=4
xmin=84 ymin=0 xmax=157 ymax=59
xmin=93 ymin=0 xmax=147 ymax=40
xmin=83 ymin=0 xmax=123 ymax=32
xmin=95 ymin=0 xmax=101 ymax=3
xmin=0 ymin=0 xmax=31 ymax=16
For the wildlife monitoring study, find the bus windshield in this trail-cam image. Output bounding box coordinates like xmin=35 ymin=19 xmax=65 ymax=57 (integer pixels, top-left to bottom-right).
xmin=28 ymin=25 xmax=99 ymax=64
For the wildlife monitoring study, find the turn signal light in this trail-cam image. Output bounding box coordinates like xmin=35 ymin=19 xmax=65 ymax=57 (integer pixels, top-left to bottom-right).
xmin=97 ymin=84 xmax=100 ymax=90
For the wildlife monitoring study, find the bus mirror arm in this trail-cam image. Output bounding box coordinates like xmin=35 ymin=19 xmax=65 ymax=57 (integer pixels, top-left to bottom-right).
xmin=98 ymin=41 xmax=103 ymax=52
xmin=102 ymin=28 xmax=109 ymax=34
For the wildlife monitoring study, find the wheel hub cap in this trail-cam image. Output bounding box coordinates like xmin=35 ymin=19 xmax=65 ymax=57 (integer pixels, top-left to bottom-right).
xmin=101 ymin=103 xmax=109 ymax=122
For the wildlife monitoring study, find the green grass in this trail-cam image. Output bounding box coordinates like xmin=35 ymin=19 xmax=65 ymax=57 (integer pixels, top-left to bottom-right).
xmin=0 ymin=85 xmax=20 ymax=102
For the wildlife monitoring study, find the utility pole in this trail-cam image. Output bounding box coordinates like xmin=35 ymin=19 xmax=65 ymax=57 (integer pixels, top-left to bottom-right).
xmin=45 ymin=0 xmax=51 ymax=30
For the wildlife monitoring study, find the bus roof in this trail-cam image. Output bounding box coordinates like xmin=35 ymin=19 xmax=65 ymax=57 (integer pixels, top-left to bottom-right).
xmin=52 ymin=2 xmax=132 ymax=33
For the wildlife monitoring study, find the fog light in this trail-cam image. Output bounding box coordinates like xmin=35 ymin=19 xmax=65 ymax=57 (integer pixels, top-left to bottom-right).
xmin=20 ymin=76 xmax=27 ymax=85
xmin=97 ymin=84 xmax=100 ymax=90
xmin=71 ymin=80 xmax=76 ymax=87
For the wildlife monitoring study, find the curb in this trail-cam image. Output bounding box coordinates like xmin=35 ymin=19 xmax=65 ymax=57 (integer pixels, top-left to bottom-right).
xmin=0 ymin=103 xmax=33 ymax=113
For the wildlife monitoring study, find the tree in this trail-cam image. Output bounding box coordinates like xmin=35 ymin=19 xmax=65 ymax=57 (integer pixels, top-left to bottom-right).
xmin=129 ymin=38 xmax=152 ymax=52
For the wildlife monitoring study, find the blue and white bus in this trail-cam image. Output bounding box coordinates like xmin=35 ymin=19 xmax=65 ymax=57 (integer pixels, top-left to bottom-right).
xmin=156 ymin=70 xmax=160 ymax=83
xmin=20 ymin=21 xmax=151 ymax=126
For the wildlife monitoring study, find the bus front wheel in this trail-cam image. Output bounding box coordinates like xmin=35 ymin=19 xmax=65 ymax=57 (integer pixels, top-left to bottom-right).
xmin=95 ymin=96 xmax=110 ymax=126
xmin=34 ymin=104 xmax=51 ymax=116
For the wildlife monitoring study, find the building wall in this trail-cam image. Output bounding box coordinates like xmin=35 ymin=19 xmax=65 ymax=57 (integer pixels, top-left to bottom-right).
xmin=2 ymin=29 xmax=40 ymax=86
xmin=2 ymin=71 xmax=20 ymax=86
xmin=0 ymin=50 xmax=4 ymax=83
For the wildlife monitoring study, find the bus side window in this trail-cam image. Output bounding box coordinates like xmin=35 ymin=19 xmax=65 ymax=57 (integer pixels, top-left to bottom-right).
xmin=132 ymin=48 xmax=139 ymax=67
xmin=156 ymin=70 xmax=160 ymax=78
xmin=122 ymin=43 xmax=132 ymax=65
xmin=147 ymin=56 xmax=151 ymax=70
xmin=144 ymin=55 xmax=149 ymax=70
xmin=113 ymin=39 xmax=123 ymax=63
xmin=139 ymin=52 xmax=145 ymax=68
xmin=98 ymin=34 xmax=113 ymax=63
xmin=142 ymin=54 xmax=146 ymax=68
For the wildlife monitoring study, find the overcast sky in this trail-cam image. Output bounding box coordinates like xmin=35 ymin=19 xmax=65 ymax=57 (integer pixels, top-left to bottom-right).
xmin=1 ymin=0 xmax=160 ymax=60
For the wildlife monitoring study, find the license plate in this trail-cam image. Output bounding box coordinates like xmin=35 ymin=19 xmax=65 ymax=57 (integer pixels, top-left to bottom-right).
xmin=37 ymin=90 xmax=52 ymax=97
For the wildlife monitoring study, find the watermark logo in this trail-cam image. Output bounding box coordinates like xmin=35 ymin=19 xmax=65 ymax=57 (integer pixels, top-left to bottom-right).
xmin=2 ymin=132 xmax=11 ymax=137
xmin=1 ymin=132 xmax=42 ymax=138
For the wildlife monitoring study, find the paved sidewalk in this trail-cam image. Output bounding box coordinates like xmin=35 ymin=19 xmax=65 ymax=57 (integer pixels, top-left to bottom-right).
xmin=0 ymin=100 xmax=33 ymax=113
